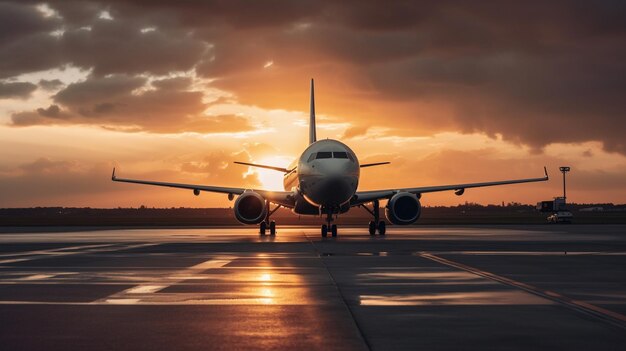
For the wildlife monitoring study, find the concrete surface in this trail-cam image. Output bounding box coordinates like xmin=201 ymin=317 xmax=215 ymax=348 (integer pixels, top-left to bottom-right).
xmin=1 ymin=225 xmax=625 ymax=350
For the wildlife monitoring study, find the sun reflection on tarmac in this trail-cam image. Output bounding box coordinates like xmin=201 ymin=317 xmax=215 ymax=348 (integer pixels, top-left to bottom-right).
xmin=257 ymin=272 xmax=275 ymax=304
xmin=259 ymin=273 xmax=272 ymax=283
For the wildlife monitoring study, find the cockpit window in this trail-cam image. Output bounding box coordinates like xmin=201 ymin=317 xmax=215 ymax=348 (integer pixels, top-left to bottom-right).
xmin=316 ymin=151 xmax=332 ymax=159
xmin=307 ymin=151 xmax=354 ymax=161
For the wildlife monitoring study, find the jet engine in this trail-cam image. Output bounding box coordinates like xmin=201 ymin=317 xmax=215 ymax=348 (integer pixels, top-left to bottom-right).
xmin=385 ymin=192 xmax=421 ymax=225
xmin=234 ymin=191 xmax=267 ymax=224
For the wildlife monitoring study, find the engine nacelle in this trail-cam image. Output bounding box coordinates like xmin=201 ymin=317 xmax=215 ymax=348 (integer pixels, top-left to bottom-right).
xmin=385 ymin=192 xmax=421 ymax=225
xmin=234 ymin=191 xmax=267 ymax=224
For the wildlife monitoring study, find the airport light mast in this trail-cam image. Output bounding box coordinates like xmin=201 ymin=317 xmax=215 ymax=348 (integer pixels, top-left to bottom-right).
xmin=559 ymin=166 xmax=570 ymax=202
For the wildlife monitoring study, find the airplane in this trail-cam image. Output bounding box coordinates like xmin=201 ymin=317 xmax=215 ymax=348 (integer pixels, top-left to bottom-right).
xmin=112 ymin=79 xmax=549 ymax=237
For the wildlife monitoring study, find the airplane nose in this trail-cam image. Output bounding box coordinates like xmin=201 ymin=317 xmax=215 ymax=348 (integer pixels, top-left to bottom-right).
xmin=320 ymin=176 xmax=352 ymax=205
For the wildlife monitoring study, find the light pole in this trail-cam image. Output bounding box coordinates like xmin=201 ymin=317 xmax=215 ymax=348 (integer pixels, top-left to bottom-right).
xmin=559 ymin=166 xmax=570 ymax=202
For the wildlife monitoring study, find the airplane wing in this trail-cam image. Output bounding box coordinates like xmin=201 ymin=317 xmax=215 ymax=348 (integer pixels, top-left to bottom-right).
xmin=351 ymin=167 xmax=549 ymax=206
xmin=111 ymin=168 xmax=295 ymax=208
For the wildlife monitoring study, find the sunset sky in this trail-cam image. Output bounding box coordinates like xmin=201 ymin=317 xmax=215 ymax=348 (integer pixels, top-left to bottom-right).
xmin=1 ymin=1 xmax=625 ymax=208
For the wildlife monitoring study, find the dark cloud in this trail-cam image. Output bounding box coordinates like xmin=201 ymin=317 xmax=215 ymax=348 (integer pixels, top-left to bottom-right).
xmin=0 ymin=81 xmax=37 ymax=98
xmin=2 ymin=1 xmax=625 ymax=154
xmin=36 ymin=104 xmax=61 ymax=117
xmin=0 ymin=3 xmax=59 ymax=45
xmin=54 ymin=74 xmax=146 ymax=105
xmin=60 ymin=18 xmax=208 ymax=76
xmin=38 ymin=79 xmax=64 ymax=90
xmin=0 ymin=32 xmax=64 ymax=79
xmin=11 ymin=74 xmax=254 ymax=133
xmin=11 ymin=104 xmax=72 ymax=126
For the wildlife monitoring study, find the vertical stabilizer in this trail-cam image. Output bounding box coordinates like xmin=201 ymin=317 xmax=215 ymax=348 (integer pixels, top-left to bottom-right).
xmin=309 ymin=79 xmax=317 ymax=144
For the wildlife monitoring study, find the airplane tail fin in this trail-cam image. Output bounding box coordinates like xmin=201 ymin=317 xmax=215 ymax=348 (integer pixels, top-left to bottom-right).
xmin=309 ymin=79 xmax=316 ymax=145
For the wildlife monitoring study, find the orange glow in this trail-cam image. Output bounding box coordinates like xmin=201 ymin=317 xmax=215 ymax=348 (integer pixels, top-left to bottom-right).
xmin=258 ymin=273 xmax=272 ymax=283
xmin=0 ymin=2 xmax=623 ymax=208
xmin=250 ymin=156 xmax=293 ymax=191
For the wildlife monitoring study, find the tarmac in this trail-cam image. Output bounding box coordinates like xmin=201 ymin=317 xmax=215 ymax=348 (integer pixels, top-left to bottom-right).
xmin=1 ymin=225 xmax=625 ymax=350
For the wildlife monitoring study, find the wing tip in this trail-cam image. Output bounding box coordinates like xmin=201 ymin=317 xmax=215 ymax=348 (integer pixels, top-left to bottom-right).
xmin=544 ymin=166 xmax=549 ymax=179
xmin=111 ymin=167 xmax=116 ymax=181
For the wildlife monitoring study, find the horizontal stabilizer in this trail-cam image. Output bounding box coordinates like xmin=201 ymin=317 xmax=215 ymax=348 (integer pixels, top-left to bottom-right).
xmin=234 ymin=161 xmax=290 ymax=173
xmin=360 ymin=162 xmax=391 ymax=168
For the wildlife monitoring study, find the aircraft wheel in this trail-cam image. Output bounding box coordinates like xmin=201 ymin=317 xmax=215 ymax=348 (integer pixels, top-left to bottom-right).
xmin=378 ymin=221 xmax=386 ymax=235
xmin=368 ymin=221 xmax=376 ymax=236
xmin=260 ymin=222 xmax=267 ymax=236
xmin=269 ymin=221 xmax=276 ymax=236
xmin=331 ymin=224 xmax=338 ymax=237
xmin=321 ymin=224 xmax=328 ymax=237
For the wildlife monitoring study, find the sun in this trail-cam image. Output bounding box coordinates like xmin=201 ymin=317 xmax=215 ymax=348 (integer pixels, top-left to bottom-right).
xmin=252 ymin=156 xmax=293 ymax=191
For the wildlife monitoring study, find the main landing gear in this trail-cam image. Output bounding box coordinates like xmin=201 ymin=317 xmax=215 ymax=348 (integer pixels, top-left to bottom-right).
xmin=260 ymin=202 xmax=281 ymax=236
xmin=321 ymin=208 xmax=338 ymax=238
xmin=361 ymin=200 xmax=386 ymax=236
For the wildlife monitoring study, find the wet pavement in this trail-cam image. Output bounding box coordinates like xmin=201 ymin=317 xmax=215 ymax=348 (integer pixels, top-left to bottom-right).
xmin=1 ymin=225 xmax=625 ymax=350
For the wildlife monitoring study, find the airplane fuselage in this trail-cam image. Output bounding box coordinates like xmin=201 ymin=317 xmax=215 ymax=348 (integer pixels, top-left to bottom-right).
xmin=284 ymin=139 xmax=360 ymax=215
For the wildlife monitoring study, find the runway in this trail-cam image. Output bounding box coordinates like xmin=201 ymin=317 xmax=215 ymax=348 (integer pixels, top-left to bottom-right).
xmin=1 ymin=225 xmax=626 ymax=350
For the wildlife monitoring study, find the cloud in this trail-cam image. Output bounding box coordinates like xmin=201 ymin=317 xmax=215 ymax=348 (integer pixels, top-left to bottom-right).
xmin=0 ymin=153 xmax=262 ymax=207
xmin=0 ymin=3 xmax=59 ymax=45
xmin=341 ymin=125 xmax=369 ymax=139
xmin=0 ymin=81 xmax=37 ymax=99
xmin=60 ymin=17 xmax=209 ymax=76
xmin=0 ymin=157 xmax=117 ymax=207
xmin=10 ymin=74 xmax=254 ymax=134
xmin=0 ymin=0 xmax=624 ymax=156
xmin=19 ymin=157 xmax=77 ymax=173
xmin=180 ymin=150 xmax=260 ymax=185
xmin=38 ymin=79 xmax=64 ymax=90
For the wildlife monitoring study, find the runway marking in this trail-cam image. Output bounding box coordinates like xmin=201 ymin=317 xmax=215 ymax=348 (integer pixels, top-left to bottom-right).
xmin=360 ymin=290 xmax=551 ymax=306
xmin=104 ymin=299 xmax=141 ymax=305
xmin=419 ymin=252 xmax=626 ymax=330
xmin=0 ymin=243 xmax=157 ymax=265
xmin=17 ymin=274 xmax=56 ymax=281
xmin=189 ymin=259 xmax=232 ymax=269
xmin=0 ymin=244 xmax=115 ymax=258
xmin=97 ymin=256 xmax=234 ymax=304
xmin=426 ymin=251 xmax=626 ymax=256
xmin=125 ymin=285 xmax=167 ymax=294
xmin=0 ymin=258 xmax=30 ymax=264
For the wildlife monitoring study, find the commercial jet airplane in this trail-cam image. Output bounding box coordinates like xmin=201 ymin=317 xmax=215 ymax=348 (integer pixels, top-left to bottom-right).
xmin=112 ymin=79 xmax=549 ymax=237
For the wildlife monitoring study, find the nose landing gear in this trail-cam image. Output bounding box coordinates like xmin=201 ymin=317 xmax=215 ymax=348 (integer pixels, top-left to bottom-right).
xmin=321 ymin=208 xmax=338 ymax=237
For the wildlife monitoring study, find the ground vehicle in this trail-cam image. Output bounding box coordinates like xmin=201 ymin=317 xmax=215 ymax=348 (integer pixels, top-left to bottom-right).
xmin=548 ymin=211 xmax=573 ymax=223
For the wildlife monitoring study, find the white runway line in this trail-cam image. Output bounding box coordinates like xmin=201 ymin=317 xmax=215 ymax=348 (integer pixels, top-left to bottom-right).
xmin=0 ymin=258 xmax=30 ymax=264
xmin=189 ymin=259 xmax=232 ymax=269
xmin=0 ymin=244 xmax=115 ymax=258
xmin=125 ymin=285 xmax=167 ymax=294
xmin=98 ymin=256 xmax=234 ymax=304
xmin=104 ymin=299 xmax=141 ymax=305
xmin=0 ymin=243 xmax=157 ymax=265
xmin=419 ymin=252 xmax=626 ymax=330
xmin=17 ymin=274 xmax=56 ymax=281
